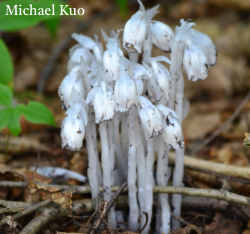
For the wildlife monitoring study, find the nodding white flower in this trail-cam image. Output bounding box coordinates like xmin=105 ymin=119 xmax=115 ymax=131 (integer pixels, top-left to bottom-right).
xmin=67 ymin=45 xmax=94 ymax=72
xmin=123 ymin=11 xmax=147 ymax=53
xmin=138 ymin=96 xmax=163 ymax=139
xmin=162 ymin=116 xmax=184 ymax=149
xmin=58 ymin=66 xmax=85 ymax=110
xmin=183 ymin=40 xmax=209 ymax=81
xmin=150 ymin=21 xmax=173 ymax=52
xmin=149 ymin=59 xmax=170 ymax=102
xmin=61 ymin=103 xmax=87 ymax=151
xmin=72 ymin=33 xmax=102 ymax=62
xmin=114 ymin=63 xmax=137 ymax=112
xmin=157 ymin=104 xmax=184 ymax=149
xmin=131 ymin=62 xmax=152 ymax=95
xmin=86 ymin=81 xmax=114 ymax=124
xmin=103 ymin=38 xmax=123 ymax=82
xmin=191 ymin=29 xmax=217 ymax=67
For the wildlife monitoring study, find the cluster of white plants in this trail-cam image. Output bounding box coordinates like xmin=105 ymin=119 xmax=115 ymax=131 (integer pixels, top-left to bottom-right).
xmin=58 ymin=1 xmax=216 ymax=233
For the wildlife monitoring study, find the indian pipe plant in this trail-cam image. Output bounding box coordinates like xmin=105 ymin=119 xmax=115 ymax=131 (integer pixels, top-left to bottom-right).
xmin=58 ymin=1 xmax=217 ymax=233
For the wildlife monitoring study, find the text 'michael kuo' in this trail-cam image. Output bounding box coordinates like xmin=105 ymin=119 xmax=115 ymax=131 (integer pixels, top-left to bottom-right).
xmin=5 ymin=4 xmax=85 ymax=16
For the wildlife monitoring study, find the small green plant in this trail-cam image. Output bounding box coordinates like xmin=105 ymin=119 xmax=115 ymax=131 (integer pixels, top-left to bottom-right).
xmin=0 ymin=0 xmax=70 ymax=135
xmin=0 ymin=83 xmax=55 ymax=136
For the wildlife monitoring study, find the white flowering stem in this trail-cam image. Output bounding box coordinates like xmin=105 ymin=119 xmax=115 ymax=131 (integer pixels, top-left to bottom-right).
xmin=135 ymin=125 xmax=146 ymax=230
xmin=108 ymin=121 xmax=115 ymax=186
xmin=99 ymin=121 xmax=117 ymax=227
xmin=86 ymin=110 xmax=100 ymax=203
xmin=121 ymin=112 xmax=129 ymax=161
xmin=99 ymin=122 xmax=112 ymax=202
xmin=90 ymin=113 xmax=102 ymax=186
xmin=127 ymin=107 xmax=139 ymax=232
xmin=129 ymin=52 xmax=139 ymax=63
xmin=172 ymin=70 xmax=185 ymax=230
xmin=156 ymin=137 xmax=171 ymax=234
xmin=143 ymin=138 xmax=154 ymax=234
xmin=113 ymin=113 xmax=127 ymax=181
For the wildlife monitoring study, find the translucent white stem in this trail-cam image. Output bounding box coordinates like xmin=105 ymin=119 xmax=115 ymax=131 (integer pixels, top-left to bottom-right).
xmin=172 ymin=69 xmax=185 ymax=230
xmin=121 ymin=113 xmax=129 ymax=161
xmin=108 ymin=121 xmax=118 ymax=228
xmin=129 ymin=52 xmax=139 ymax=63
xmin=99 ymin=122 xmax=111 ymax=202
xmin=143 ymin=139 xmax=154 ymax=234
xmin=135 ymin=124 xmax=146 ymax=230
xmin=172 ymin=148 xmax=184 ymax=230
xmin=90 ymin=112 xmax=102 ymax=186
xmin=86 ymin=109 xmax=100 ymax=203
xmin=127 ymin=107 xmax=139 ymax=232
xmin=156 ymin=137 xmax=171 ymax=234
xmin=108 ymin=121 xmax=115 ymax=185
xmin=113 ymin=113 xmax=127 ymax=181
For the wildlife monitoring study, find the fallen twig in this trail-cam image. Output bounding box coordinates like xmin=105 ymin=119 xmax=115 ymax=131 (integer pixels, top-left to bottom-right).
xmin=12 ymin=198 xmax=52 ymax=220
xmin=19 ymin=199 xmax=93 ymax=234
xmin=169 ymin=153 xmax=250 ymax=180
xmin=1 ymin=181 xmax=250 ymax=206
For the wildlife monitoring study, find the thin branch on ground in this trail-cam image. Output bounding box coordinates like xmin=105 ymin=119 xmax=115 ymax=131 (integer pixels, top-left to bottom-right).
xmin=182 ymin=164 xmax=250 ymax=184
xmin=169 ymin=153 xmax=250 ymax=180
xmin=19 ymin=199 xmax=93 ymax=234
xmin=191 ymin=90 xmax=250 ymax=154
xmin=12 ymin=198 xmax=52 ymax=220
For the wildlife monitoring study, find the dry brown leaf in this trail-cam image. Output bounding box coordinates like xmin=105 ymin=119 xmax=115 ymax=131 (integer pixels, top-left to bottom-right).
xmin=28 ymin=181 xmax=58 ymax=194
xmin=204 ymin=213 xmax=243 ymax=234
xmin=51 ymin=191 xmax=72 ymax=210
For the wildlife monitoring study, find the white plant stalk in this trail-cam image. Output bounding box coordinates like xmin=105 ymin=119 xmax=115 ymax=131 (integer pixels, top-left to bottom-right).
xmin=156 ymin=137 xmax=171 ymax=234
xmin=135 ymin=123 xmax=146 ymax=230
xmin=99 ymin=121 xmax=116 ymax=228
xmin=86 ymin=111 xmax=100 ymax=203
xmin=113 ymin=113 xmax=127 ymax=181
xmin=143 ymin=138 xmax=154 ymax=234
xmin=127 ymin=107 xmax=139 ymax=232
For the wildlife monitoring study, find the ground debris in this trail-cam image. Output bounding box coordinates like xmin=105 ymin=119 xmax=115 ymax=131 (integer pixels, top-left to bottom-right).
xmin=204 ymin=213 xmax=243 ymax=234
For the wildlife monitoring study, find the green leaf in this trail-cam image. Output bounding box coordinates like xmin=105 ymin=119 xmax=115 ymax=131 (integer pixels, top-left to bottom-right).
xmin=0 ymin=107 xmax=22 ymax=136
xmin=0 ymin=84 xmax=12 ymax=107
xmin=0 ymin=0 xmax=69 ymax=32
xmin=15 ymin=101 xmax=56 ymax=126
xmin=44 ymin=17 xmax=59 ymax=37
xmin=0 ymin=38 xmax=14 ymax=85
